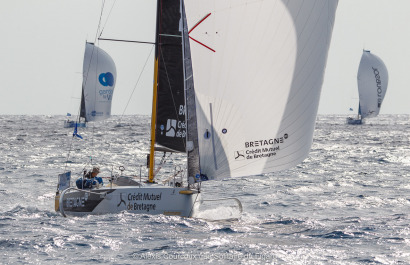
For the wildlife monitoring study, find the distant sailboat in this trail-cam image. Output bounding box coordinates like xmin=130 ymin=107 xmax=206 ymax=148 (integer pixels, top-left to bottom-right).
xmin=56 ymin=0 xmax=339 ymax=217
xmin=63 ymin=113 xmax=85 ymax=128
xmin=347 ymin=50 xmax=388 ymax=124
xmin=64 ymin=42 xmax=116 ymax=128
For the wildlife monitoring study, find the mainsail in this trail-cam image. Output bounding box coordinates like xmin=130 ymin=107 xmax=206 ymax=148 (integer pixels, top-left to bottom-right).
xmin=80 ymin=42 xmax=116 ymax=122
xmin=154 ymin=0 xmax=186 ymax=153
xmin=357 ymin=50 xmax=388 ymax=119
xmin=183 ymin=0 xmax=339 ymax=179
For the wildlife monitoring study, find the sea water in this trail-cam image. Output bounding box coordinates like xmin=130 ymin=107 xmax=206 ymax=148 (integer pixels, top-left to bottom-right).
xmin=0 ymin=115 xmax=409 ymax=264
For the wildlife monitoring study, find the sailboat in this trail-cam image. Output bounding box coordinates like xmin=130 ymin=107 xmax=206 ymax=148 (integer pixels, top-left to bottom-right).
xmin=63 ymin=113 xmax=85 ymax=128
xmin=55 ymin=0 xmax=339 ymax=217
xmin=64 ymin=117 xmax=86 ymax=128
xmin=64 ymin=42 xmax=116 ymax=128
xmin=347 ymin=50 xmax=388 ymax=124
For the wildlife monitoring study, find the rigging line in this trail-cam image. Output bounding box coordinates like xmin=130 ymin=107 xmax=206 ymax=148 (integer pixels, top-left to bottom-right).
xmin=64 ymin=137 xmax=74 ymax=172
xmin=88 ymin=50 xmax=102 ymax=165
xmin=65 ymin=1 xmax=106 ymax=173
xmin=94 ymin=0 xmax=106 ymax=44
xmin=83 ymin=0 xmax=106 ymax=94
xmin=118 ymin=44 xmax=155 ymax=122
xmin=65 ymin=55 xmax=92 ymax=171
xmin=98 ymin=0 xmax=118 ymax=38
xmin=209 ymin=103 xmax=218 ymax=170
xmin=94 ymin=45 xmax=155 ymax=172
xmin=93 ymin=50 xmax=149 ymax=169
xmin=64 ymin=91 xmax=86 ymax=172
xmin=99 ymin=38 xmax=156 ymax=45
xmin=82 ymin=44 xmax=98 ymax=109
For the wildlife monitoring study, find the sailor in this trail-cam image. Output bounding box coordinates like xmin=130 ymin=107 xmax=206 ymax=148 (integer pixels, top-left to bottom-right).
xmin=84 ymin=167 xmax=99 ymax=178
xmin=76 ymin=167 xmax=103 ymax=189
xmin=88 ymin=167 xmax=103 ymax=188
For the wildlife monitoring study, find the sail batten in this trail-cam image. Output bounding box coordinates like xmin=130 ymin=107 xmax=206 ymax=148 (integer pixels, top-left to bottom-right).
xmin=184 ymin=0 xmax=338 ymax=180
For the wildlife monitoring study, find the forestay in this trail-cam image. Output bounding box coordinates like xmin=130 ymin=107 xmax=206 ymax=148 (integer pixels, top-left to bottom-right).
xmin=80 ymin=42 xmax=116 ymax=122
xmin=184 ymin=0 xmax=339 ymax=179
xmin=357 ymin=50 xmax=388 ymax=119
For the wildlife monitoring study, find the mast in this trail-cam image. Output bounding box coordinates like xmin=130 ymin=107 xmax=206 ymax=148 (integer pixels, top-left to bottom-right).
xmin=148 ymin=0 xmax=161 ymax=183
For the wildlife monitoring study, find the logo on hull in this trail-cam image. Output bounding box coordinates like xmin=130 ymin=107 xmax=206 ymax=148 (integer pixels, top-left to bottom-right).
xmin=117 ymin=193 xmax=126 ymax=207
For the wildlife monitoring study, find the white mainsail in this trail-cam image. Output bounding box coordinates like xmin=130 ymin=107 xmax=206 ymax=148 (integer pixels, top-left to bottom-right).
xmin=81 ymin=42 xmax=117 ymax=122
xmin=357 ymin=50 xmax=388 ymax=119
xmin=184 ymin=0 xmax=338 ymax=179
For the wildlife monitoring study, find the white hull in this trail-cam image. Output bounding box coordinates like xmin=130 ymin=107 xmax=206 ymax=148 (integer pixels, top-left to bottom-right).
xmin=56 ymin=184 xmax=200 ymax=218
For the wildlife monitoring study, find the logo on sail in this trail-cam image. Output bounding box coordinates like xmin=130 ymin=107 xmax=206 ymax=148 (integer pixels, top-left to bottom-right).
xmin=245 ymin=134 xmax=288 ymax=148
xmin=99 ymin=72 xmax=115 ymax=87
xmin=160 ymin=119 xmax=186 ymax=138
xmin=165 ymin=119 xmax=177 ymax=137
xmin=239 ymin=134 xmax=289 ymax=160
xmin=234 ymin=151 xmax=245 ymax=160
xmin=91 ymin=110 xmax=103 ymax=117
xmin=372 ymin=67 xmax=383 ymax=108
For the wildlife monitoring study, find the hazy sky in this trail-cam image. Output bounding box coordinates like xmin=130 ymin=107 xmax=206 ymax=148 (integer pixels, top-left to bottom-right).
xmin=0 ymin=0 xmax=409 ymax=115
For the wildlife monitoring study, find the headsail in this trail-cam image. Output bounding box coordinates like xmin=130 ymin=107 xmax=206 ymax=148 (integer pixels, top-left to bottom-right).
xmin=154 ymin=0 xmax=186 ymax=153
xmin=357 ymin=50 xmax=388 ymax=119
xmin=183 ymin=0 xmax=339 ymax=179
xmin=80 ymin=42 xmax=116 ymax=122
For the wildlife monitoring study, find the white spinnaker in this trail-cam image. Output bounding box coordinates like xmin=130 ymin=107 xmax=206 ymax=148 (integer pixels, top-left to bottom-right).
xmin=184 ymin=0 xmax=338 ymax=179
xmin=82 ymin=43 xmax=116 ymax=122
xmin=357 ymin=50 xmax=388 ymax=119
